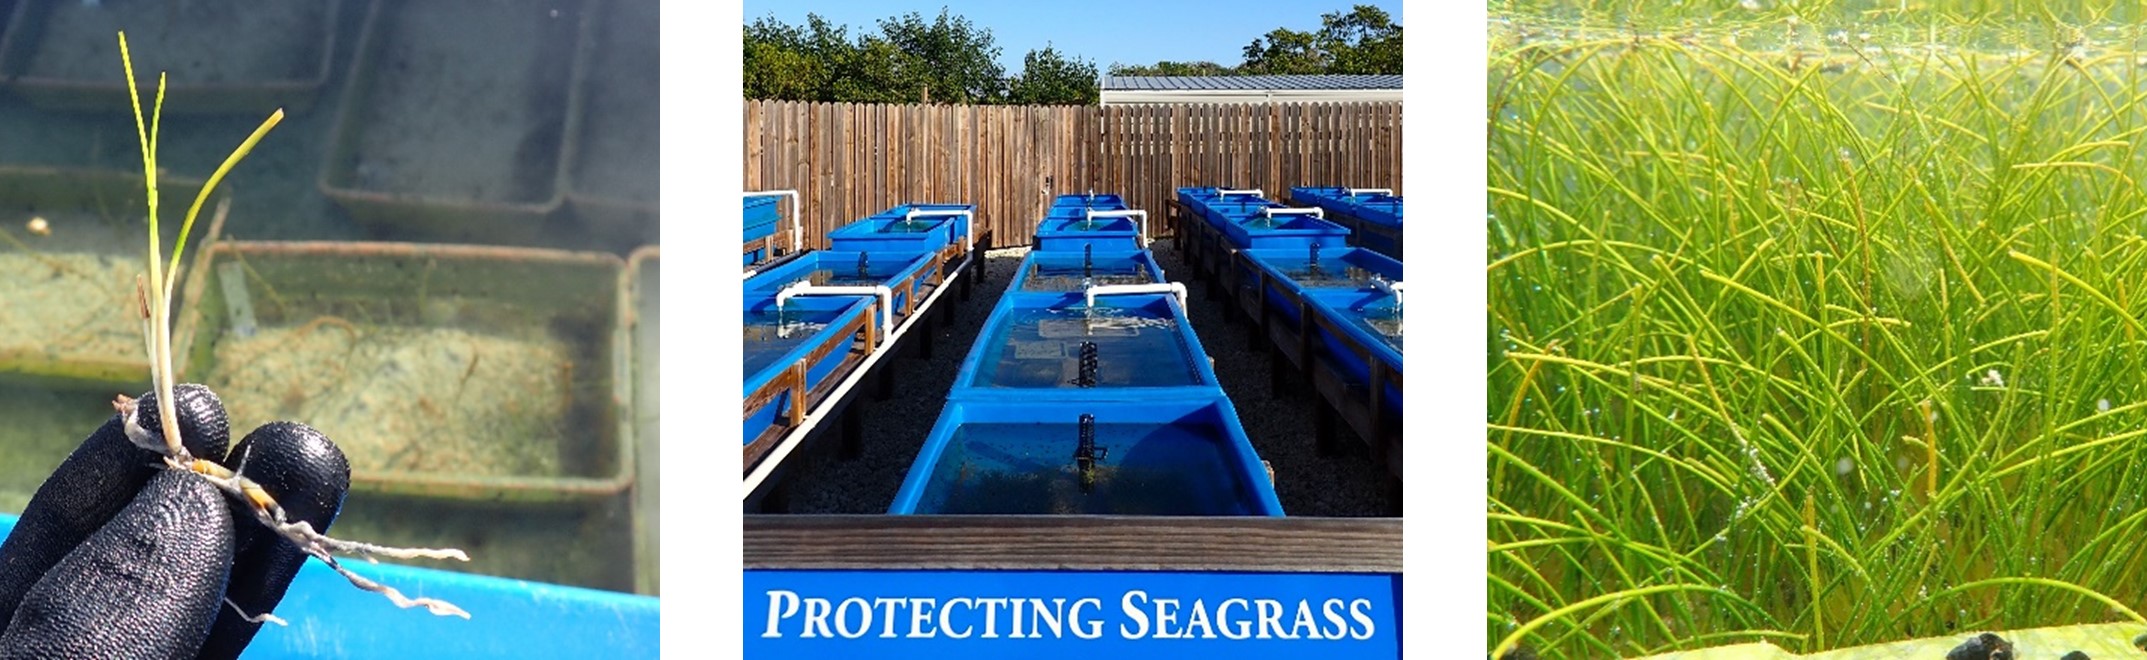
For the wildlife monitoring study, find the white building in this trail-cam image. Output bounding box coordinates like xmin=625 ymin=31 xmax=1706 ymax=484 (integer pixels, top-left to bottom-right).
xmin=1098 ymin=74 xmax=1403 ymax=105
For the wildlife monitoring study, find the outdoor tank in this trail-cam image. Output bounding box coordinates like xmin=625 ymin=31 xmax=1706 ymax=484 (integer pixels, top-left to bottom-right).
xmin=1290 ymin=186 xmax=1403 ymax=259
xmin=1051 ymin=192 xmax=1125 ymax=209
xmin=1178 ymin=187 xmax=1284 ymax=224
xmin=741 ymin=292 xmax=877 ymax=453
xmin=1175 ymin=185 xmax=1273 ymax=210
xmin=1011 ymin=248 xmax=1165 ymax=293
xmin=742 ymin=249 xmax=937 ymax=333
xmin=1032 ymin=213 xmax=1144 ymax=252
xmin=951 ymin=289 xmax=1221 ymax=397
xmin=826 ymin=203 xmax=973 ymax=254
xmin=1217 ymin=211 xmax=1353 ymax=251
xmin=1304 ymin=287 xmax=1403 ymax=384
xmin=1238 ymin=246 xmax=1404 ymax=327
xmin=743 ymin=193 xmax=781 ymax=265
xmin=888 ymin=397 xmax=1285 ymax=516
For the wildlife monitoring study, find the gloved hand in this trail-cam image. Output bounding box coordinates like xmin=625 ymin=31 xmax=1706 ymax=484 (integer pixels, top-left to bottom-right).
xmin=0 ymin=383 xmax=351 ymax=659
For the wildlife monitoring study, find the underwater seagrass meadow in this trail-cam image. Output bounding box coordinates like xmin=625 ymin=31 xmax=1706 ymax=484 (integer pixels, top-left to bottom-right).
xmin=0 ymin=0 xmax=657 ymax=595
xmin=1490 ymin=2 xmax=2147 ymax=656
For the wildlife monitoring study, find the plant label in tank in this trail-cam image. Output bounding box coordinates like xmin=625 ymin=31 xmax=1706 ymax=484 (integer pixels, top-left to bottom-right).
xmin=1011 ymin=339 xmax=1064 ymax=360
xmin=744 ymin=570 xmax=1399 ymax=658
xmin=216 ymin=261 xmax=260 ymax=338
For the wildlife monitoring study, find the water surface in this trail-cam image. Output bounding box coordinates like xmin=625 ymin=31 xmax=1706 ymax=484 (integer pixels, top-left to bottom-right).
xmin=743 ymin=311 xmax=833 ymax=376
xmin=914 ymin=422 xmax=1253 ymax=515
xmin=975 ymin=307 xmax=1200 ymax=388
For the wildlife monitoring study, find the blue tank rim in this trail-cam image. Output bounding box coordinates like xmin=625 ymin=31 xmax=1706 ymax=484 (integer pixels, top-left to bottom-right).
xmin=742 ymin=294 xmax=877 ymax=392
xmin=741 ymin=249 xmax=938 ymax=292
xmin=1240 ymin=246 xmax=1404 ymax=285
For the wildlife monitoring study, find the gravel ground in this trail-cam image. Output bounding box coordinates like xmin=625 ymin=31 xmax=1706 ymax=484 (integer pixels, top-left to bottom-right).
xmin=777 ymin=242 xmax=1393 ymax=517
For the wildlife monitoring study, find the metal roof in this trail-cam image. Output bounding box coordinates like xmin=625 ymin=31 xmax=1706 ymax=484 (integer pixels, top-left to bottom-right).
xmin=1100 ymin=75 xmax=1403 ymax=91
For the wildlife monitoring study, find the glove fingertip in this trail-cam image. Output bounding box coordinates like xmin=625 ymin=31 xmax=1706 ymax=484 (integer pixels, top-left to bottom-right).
xmin=198 ymin=421 xmax=351 ymax=660
xmin=140 ymin=383 xmax=233 ymax=463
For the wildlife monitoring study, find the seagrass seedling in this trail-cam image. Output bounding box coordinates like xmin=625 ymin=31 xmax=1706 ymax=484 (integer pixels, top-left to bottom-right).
xmin=112 ymin=31 xmax=472 ymax=621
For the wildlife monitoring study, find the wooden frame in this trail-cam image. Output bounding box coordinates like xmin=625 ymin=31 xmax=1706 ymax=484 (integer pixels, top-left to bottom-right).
xmin=1226 ymin=249 xmax=1404 ymax=483
xmin=744 ymin=236 xmax=983 ymax=501
xmin=743 ymin=234 xmax=782 ymax=263
xmin=1339 ymin=216 xmax=1404 ymax=260
xmin=743 ymin=299 xmax=878 ymax=473
xmin=745 ymin=515 xmax=1401 ymax=573
xmin=1305 ymin=311 xmax=1403 ymax=479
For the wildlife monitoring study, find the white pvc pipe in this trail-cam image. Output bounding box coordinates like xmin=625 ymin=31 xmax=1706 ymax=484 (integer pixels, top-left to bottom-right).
xmin=775 ymin=282 xmax=894 ymax=337
xmin=1371 ymin=278 xmax=1403 ymax=311
xmin=904 ymin=208 xmax=975 ymax=254
xmin=1085 ymin=209 xmax=1150 ymax=248
xmin=745 ymin=190 xmax=802 ymax=254
xmin=1345 ymin=188 xmax=1393 ymax=198
xmin=1371 ymin=278 xmax=1403 ymax=335
xmin=1216 ymin=188 xmax=1264 ymax=199
xmin=1085 ymin=282 xmax=1188 ymax=310
xmin=1260 ymin=207 xmax=1326 ymax=219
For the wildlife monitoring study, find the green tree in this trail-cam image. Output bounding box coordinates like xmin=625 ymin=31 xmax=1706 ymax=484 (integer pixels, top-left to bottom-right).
xmin=1240 ymin=27 xmax=1328 ymax=74
xmin=875 ymin=9 xmax=1006 ymax=104
xmin=744 ymin=14 xmax=885 ymax=102
xmin=1114 ymin=4 xmax=1402 ymax=77
xmin=744 ymin=9 xmax=1111 ymax=105
xmin=1319 ymin=5 xmax=1403 ymax=74
xmin=832 ymin=36 xmax=923 ymax=104
xmin=743 ymin=16 xmax=823 ymax=100
xmin=1007 ymin=45 xmax=1099 ymax=104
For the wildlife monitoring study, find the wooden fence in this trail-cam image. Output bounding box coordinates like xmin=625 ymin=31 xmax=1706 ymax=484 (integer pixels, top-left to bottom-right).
xmin=742 ymin=99 xmax=1403 ymax=248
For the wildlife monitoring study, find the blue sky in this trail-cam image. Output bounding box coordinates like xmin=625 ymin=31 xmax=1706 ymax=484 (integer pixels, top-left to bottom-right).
xmin=740 ymin=0 xmax=1405 ymax=74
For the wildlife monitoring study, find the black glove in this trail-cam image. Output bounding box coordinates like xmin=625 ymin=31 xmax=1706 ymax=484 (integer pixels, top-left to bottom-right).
xmin=0 ymin=383 xmax=351 ymax=659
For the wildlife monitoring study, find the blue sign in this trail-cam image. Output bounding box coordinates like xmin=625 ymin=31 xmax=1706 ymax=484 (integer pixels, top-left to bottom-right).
xmin=745 ymin=570 xmax=1401 ymax=658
